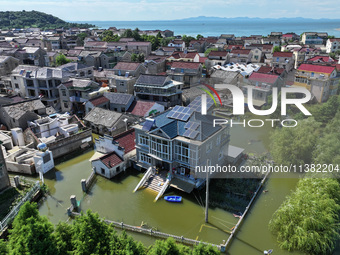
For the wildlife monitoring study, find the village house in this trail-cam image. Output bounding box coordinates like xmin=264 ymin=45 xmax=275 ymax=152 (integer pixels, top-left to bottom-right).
xmin=293 ymin=64 xmax=339 ymax=103
xmin=133 ymin=98 xmax=230 ymax=192
xmin=271 ymin=52 xmax=295 ymax=72
xmin=144 ymin=55 xmax=166 ymax=74
xmin=84 ymin=95 xmax=110 ymax=114
xmin=90 ymin=129 xmax=136 ymax=179
xmin=188 ymin=40 xmax=207 ymax=53
xmin=103 ymin=92 xmax=134 ymax=112
xmin=244 ymin=72 xmax=284 ymax=107
xmin=112 ymin=62 xmax=146 ymax=78
xmin=166 ymin=61 xmax=202 ymax=88
xmin=134 ymin=74 xmax=183 ymax=108
xmin=326 ymin=38 xmax=340 ymax=53
xmin=228 ymin=49 xmax=252 ymax=64
xmin=127 ymin=41 xmax=152 ymax=57
xmin=168 ymin=40 xmax=186 ymax=51
xmin=207 ymin=51 xmax=228 ymax=66
xmin=17 ymin=47 xmax=47 ymax=66
xmin=292 ymin=47 xmax=321 ymax=69
xmin=0 ymin=98 xmax=46 ymax=130
xmin=84 ymin=107 xmax=122 ymax=135
xmin=300 ymin=32 xmax=328 ymax=45
xmin=281 ymin=33 xmax=299 ymax=43
xmin=58 ymin=78 xmax=108 ymax=114
xmin=209 ymin=69 xmax=243 ymax=86
xmin=45 ymin=36 xmax=62 ymax=50
xmin=0 ymin=56 xmax=20 ymax=76
xmin=128 ymin=100 xmax=165 ymax=117
xmin=261 ymin=36 xmax=280 ymax=47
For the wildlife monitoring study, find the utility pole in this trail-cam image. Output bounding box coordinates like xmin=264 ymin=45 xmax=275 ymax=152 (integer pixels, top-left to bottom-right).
xmin=205 ymin=168 xmax=209 ymax=223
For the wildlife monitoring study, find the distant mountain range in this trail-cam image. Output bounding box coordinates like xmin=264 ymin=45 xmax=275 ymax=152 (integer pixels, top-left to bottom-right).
xmin=176 ymin=16 xmax=340 ymax=22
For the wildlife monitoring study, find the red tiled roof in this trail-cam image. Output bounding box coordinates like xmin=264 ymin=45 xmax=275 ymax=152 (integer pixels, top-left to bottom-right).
xmin=262 ymin=44 xmax=273 ymax=50
xmin=99 ymin=151 xmax=123 ymax=168
xmin=226 ymin=45 xmax=243 ymax=50
xmin=248 ymin=72 xmax=279 ymax=84
xmin=230 ymin=49 xmax=251 ymax=54
xmin=257 ymin=66 xmax=285 ymax=75
xmin=112 ymin=128 xmax=135 ymax=153
xmin=282 ymin=34 xmax=293 ymax=38
xmin=170 ymin=61 xmax=201 ymax=69
xmin=208 ymin=51 xmax=228 ymax=57
xmin=198 ymin=57 xmax=208 ymax=64
xmin=273 ymin=52 xmax=293 ymax=58
xmin=89 ymin=95 xmax=109 ymax=106
xmin=127 ymin=41 xmax=151 ymax=46
xmin=113 ymin=62 xmax=141 ymax=71
xmin=307 ymin=56 xmax=334 ymax=62
xmin=329 ymin=38 xmax=340 ymax=42
xmin=298 ymin=64 xmax=335 ymax=74
xmin=130 ymin=101 xmax=156 ymax=116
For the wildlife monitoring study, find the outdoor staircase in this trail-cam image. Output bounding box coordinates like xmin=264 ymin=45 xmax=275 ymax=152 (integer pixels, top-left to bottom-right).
xmin=154 ymin=179 xmax=170 ymax=201
xmin=133 ymin=167 xmax=154 ymax=193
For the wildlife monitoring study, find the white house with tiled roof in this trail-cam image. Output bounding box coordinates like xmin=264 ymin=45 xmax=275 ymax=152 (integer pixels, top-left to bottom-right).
xmin=326 ymin=38 xmax=340 ymax=53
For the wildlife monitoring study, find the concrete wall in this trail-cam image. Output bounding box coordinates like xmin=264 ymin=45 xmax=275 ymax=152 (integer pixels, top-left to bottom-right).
xmin=48 ymin=128 xmax=93 ymax=159
xmin=5 ymin=161 xmax=35 ymax=175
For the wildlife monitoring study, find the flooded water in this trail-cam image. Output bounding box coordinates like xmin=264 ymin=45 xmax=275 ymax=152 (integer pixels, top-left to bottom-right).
xmin=28 ymin=117 xmax=313 ymax=254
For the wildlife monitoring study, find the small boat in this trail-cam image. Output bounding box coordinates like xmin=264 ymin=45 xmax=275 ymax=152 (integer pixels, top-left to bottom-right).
xmin=164 ymin=196 xmax=182 ymax=203
xmin=264 ymin=249 xmax=273 ymax=254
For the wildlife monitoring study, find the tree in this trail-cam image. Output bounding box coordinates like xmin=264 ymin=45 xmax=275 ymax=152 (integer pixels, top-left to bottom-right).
xmin=204 ymin=48 xmax=218 ymax=57
xmin=53 ymin=222 xmax=74 ymax=255
xmin=121 ymin=28 xmax=133 ymax=38
xmin=196 ymin=34 xmax=204 ymax=40
xmin=0 ymin=239 xmax=7 ymax=254
xmin=273 ymin=46 xmax=281 ymax=52
xmin=101 ymin=30 xmax=120 ymax=42
xmin=181 ymin=35 xmax=195 ymax=47
xmin=132 ymin=28 xmax=141 ymax=41
xmin=72 ymin=210 xmax=112 ymax=255
xmin=8 ymin=202 xmax=56 ymax=255
xmin=77 ymin=32 xmax=88 ymax=45
xmin=270 ymin=118 xmax=321 ymax=165
xmin=55 ymin=54 xmax=71 ymax=66
xmin=269 ymin=178 xmax=340 ymax=254
xmin=148 ymin=238 xmax=181 ymax=255
xmin=192 ymin=243 xmax=220 ymax=255
xmin=310 ymin=95 xmax=339 ymax=124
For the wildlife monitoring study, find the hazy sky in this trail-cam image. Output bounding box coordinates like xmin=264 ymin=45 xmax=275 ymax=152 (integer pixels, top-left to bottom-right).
xmin=0 ymin=0 xmax=339 ymax=21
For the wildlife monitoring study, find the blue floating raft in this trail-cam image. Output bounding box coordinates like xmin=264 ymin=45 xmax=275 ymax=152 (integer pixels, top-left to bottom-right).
xmin=164 ymin=196 xmax=182 ymax=203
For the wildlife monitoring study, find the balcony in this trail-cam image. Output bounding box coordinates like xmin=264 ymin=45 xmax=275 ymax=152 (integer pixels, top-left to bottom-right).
xmin=69 ymin=96 xmax=87 ymax=103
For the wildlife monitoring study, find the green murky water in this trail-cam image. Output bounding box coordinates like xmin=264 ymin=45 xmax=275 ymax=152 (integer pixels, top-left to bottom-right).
xmin=29 ymin=118 xmax=311 ymax=254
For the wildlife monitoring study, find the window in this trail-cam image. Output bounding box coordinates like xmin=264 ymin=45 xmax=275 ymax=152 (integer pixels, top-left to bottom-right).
xmin=139 ymin=134 xmax=149 ymax=147
xmin=80 ymin=71 xmax=85 ymax=76
xmin=120 ymin=82 xmax=125 ymax=86
xmin=64 ymin=102 xmax=68 ymax=108
xmin=206 ymin=141 xmax=212 ymax=153
xmin=62 ymin=90 xmax=67 ymax=97
xmin=175 ymin=141 xmax=190 ymax=164
xmin=216 ymin=135 xmax=221 ymax=145
xmin=116 ymin=166 xmax=120 ymax=172
xmin=101 ymin=168 xmax=105 ymax=174
xmin=15 ymin=83 xmax=19 ymax=89
xmin=14 ymin=76 xmax=16 ymax=80
xmin=88 ymin=70 xmax=92 ymax=75
xmin=140 ymin=152 xmax=151 ymax=164
xmin=218 ymin=151 xmax=223 ymax=161
xmin=150 ymin=137 xmax=170 ymax=160
xmin=121 ymin=107 xmax=125 ymax=112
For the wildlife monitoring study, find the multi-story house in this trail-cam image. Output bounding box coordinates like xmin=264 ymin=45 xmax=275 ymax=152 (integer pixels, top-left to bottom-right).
xmin=0 ymin=56 xmax=19 ymax=76
xmin=166 ymin=61 xmax=202 ymax=88
xmin=112 ymin=62 xmax=146 ymax=78
xmin=45 ymin=36 xmax=62 ymax=50
xmin=228 ymin=49 xmax=252 ymax=64
xmin=300 ymin=32 xmax=328 ymax=45
xmin=271 ymin=52 xmax=294 ymax=71
xmin=294 ymin=64 xmax=339 ymax=102
xmin=134 ymin=74 xmax=183 ymax=108
xmin=58 ymin=79 xmax=108 ymax=114
xmin=326 ymin=38 xmax=340 ymax=53
xmin=168 ymin=40 xmax=186 ymax=51
xmin=127 ymin=41 xmax=152 ymax=57
xmin=134 ymin=99 xmax=230 ymax=191
xmin=10 ymin=63 xmax=93 ymax=108
xmin=292 ymin=47 xmax=321 ymax=69
xmin=144 ymin=55 xmax=166 ymax=74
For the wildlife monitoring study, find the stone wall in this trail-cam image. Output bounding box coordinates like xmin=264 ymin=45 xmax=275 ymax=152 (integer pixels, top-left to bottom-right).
xmin=48 ymin=128 xmax=93 ymax=159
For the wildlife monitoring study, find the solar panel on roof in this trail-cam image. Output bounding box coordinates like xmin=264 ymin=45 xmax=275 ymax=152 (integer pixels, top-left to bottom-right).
xmin=188 ymin=96 xmax=214 ymax=112
xmin=184 ymin=121 xmax=199 ymax=130
xmin=19 ymin=69 xmax=25 ymax=75
xmin=167 ymin=106 xmax=193 ymax=121
xmin=142 ymin=119 xmax=154 ymax=131
xmin=183 ymin=129 xmax=199 ymax=139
